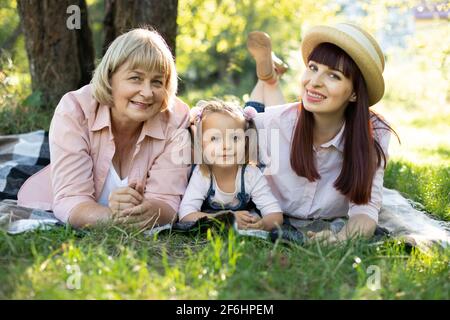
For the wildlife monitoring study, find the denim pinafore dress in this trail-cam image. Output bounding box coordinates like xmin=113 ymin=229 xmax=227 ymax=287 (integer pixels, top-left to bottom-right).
xmin=200 ymin=165 xmax=258 ymax=214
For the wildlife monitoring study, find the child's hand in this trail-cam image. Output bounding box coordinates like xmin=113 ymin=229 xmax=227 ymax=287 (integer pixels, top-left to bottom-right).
xmin=234 ymin=210 xmax=258 ymax=229
xmin=246 ymin=217 xmax=264 ymax=230
xmin=181 ymin=212 xmax=208 ymax=222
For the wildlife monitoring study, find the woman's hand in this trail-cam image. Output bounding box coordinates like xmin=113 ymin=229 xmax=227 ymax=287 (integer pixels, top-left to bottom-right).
xmin=112 ymin=199 xmax=156 ymax=228
xmin=108 ymin=182 xmax=144 ymax=217
xmin=307 ymin=230 xmax=341 ymax=244
xmin=307 ymin=214 xmax=377 ymax=244
xmin=113 ymin=198 xmax=177 ymax=230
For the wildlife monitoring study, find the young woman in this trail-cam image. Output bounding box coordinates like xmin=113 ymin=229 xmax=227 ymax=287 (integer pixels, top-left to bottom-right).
xmin=17 ymin=28 xmax=191 ymax=230
xmin=246 ymin=24 xmax=396 ymax=243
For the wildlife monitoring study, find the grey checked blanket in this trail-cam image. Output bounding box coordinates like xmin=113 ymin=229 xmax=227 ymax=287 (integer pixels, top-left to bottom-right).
xmin=0 ymin=130 xmax=50 ymax=200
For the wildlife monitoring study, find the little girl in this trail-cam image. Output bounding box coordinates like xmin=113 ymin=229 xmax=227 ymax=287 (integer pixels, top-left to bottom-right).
xmin=178 ymin=99 xmax=283 ymax=231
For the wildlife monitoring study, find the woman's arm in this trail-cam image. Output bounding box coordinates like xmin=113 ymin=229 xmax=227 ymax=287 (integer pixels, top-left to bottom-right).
xmin=308 ymin=214 xmax=377 ymax=243
xmin=260 ymin=212 xmax=283 ymax=230
xmin=337 ymin=214 xmax=377 ymax=239
xmin=68 ymin=201 xmax=112 ymax=229
xmin=49 ymin=94 xmax=98 ymax=225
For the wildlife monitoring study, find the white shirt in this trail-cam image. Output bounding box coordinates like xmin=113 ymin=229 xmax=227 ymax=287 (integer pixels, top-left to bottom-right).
xmin=97 ymin=164 xmax=129 ymax=207
xmin=178 ymin=165 xmax=282 ymax=220
xmin=254 ymin=103 xmax=391 ymax=223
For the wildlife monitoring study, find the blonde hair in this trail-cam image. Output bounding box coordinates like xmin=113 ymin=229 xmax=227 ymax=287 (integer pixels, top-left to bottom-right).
xmin=91 ymin=28 xmax=177 ymax=111
xmin=192 ymin=99 xmax=258 ymax=176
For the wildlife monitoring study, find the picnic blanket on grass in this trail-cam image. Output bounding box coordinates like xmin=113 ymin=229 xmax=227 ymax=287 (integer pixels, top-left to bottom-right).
xmin=0 ymin=130 xmax=50 ymax=200
xmin=0 ymin=130 xmax=449 ymax=248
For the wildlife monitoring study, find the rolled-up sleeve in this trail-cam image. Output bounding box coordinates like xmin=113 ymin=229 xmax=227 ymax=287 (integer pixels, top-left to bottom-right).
xmin=348 ymin=128 xmax=391 ymax=223
xmin=50 ymin=94 xmax=96 ymax=222
xmin=144 ymin=110 xmax=192 ymax=212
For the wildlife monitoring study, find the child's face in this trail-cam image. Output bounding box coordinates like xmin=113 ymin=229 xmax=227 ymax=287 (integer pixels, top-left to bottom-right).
xmin=201 ymin=112 xmax=246 ymax=167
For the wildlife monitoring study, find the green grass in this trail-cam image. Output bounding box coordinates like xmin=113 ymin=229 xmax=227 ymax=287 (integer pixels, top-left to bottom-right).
xmin=385 ymin=160 xmax=450 ymax=221
xmin=1 ymin=224 xmax=449 ymax=300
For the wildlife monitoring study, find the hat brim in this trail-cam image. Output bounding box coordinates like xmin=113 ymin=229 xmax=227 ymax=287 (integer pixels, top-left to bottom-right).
xmin=301 ymin=25 xmax=384 ymax=106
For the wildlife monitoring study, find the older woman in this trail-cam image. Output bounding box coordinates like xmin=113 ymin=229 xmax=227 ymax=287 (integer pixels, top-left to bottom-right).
xmin=18 ymin=29 xmax=191 ymax=229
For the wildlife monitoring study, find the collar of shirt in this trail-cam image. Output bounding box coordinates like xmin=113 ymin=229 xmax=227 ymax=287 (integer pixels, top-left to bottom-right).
xmin=90 ymin=103 xmax=166 ymax=142
xmin=317 ymin=122 xmax=346 ymax=153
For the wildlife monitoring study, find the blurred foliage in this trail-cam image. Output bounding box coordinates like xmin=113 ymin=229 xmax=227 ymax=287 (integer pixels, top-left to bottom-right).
xmin=0 ymin=51 xmax=53 ymax=135
xmin=0 ymin=0 xmax=29 ymax=76
xmin=86 ymin=0 xmax=106 ymax=61
xmin=176 ymin=0 xmax=336 ymax=103
xmin=0 ymin=51 xmax=51 ymax=134
xmin=0 ymin=0 xmax=19 ymax=45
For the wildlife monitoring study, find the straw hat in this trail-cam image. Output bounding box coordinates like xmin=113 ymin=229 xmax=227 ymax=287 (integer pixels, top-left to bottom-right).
xmin=301 ymin=23 xmax=385 ymax=106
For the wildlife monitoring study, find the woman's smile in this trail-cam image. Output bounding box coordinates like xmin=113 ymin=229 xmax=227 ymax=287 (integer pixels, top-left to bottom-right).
xmin=305 ymin=89 xmax=327 ymax=103
xmin=129 ymin=100 xmax=152 ymax=110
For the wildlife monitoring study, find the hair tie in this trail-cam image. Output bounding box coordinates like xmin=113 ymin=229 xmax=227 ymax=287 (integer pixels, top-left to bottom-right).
xmin=243 ymin=106 xmax=257 ymax=121
xmin=189 ymin=106 xmax=203 ymax=123
xmin=190 ymin=100 xmax=210 ymax=123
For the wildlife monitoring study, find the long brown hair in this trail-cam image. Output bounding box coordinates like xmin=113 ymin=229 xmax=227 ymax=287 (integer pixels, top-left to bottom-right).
xmin=290 ymin=43 xmax=397 ymax=204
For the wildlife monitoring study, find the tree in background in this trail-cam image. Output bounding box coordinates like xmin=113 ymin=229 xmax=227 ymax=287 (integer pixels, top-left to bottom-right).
xmin=16 ymin=0 xmax=179 ymax=111
xmin=17 ymin=0 xmax=95 ymax=109
xmin=103 ymin=0 xmax=178 ymax=55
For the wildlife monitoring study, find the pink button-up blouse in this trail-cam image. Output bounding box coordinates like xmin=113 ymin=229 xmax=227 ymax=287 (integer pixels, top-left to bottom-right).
xmin=17 ymin=84 xmax=191 ymax=222
xmin=255 ymin=102 xmax=391 ymax=223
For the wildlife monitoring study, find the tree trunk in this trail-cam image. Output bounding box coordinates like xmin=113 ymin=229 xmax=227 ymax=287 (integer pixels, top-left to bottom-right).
xmin=17 ymin=0 xmax=95 ymax=109
xmin=103 ymin=0 xmax=178 ymax=57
